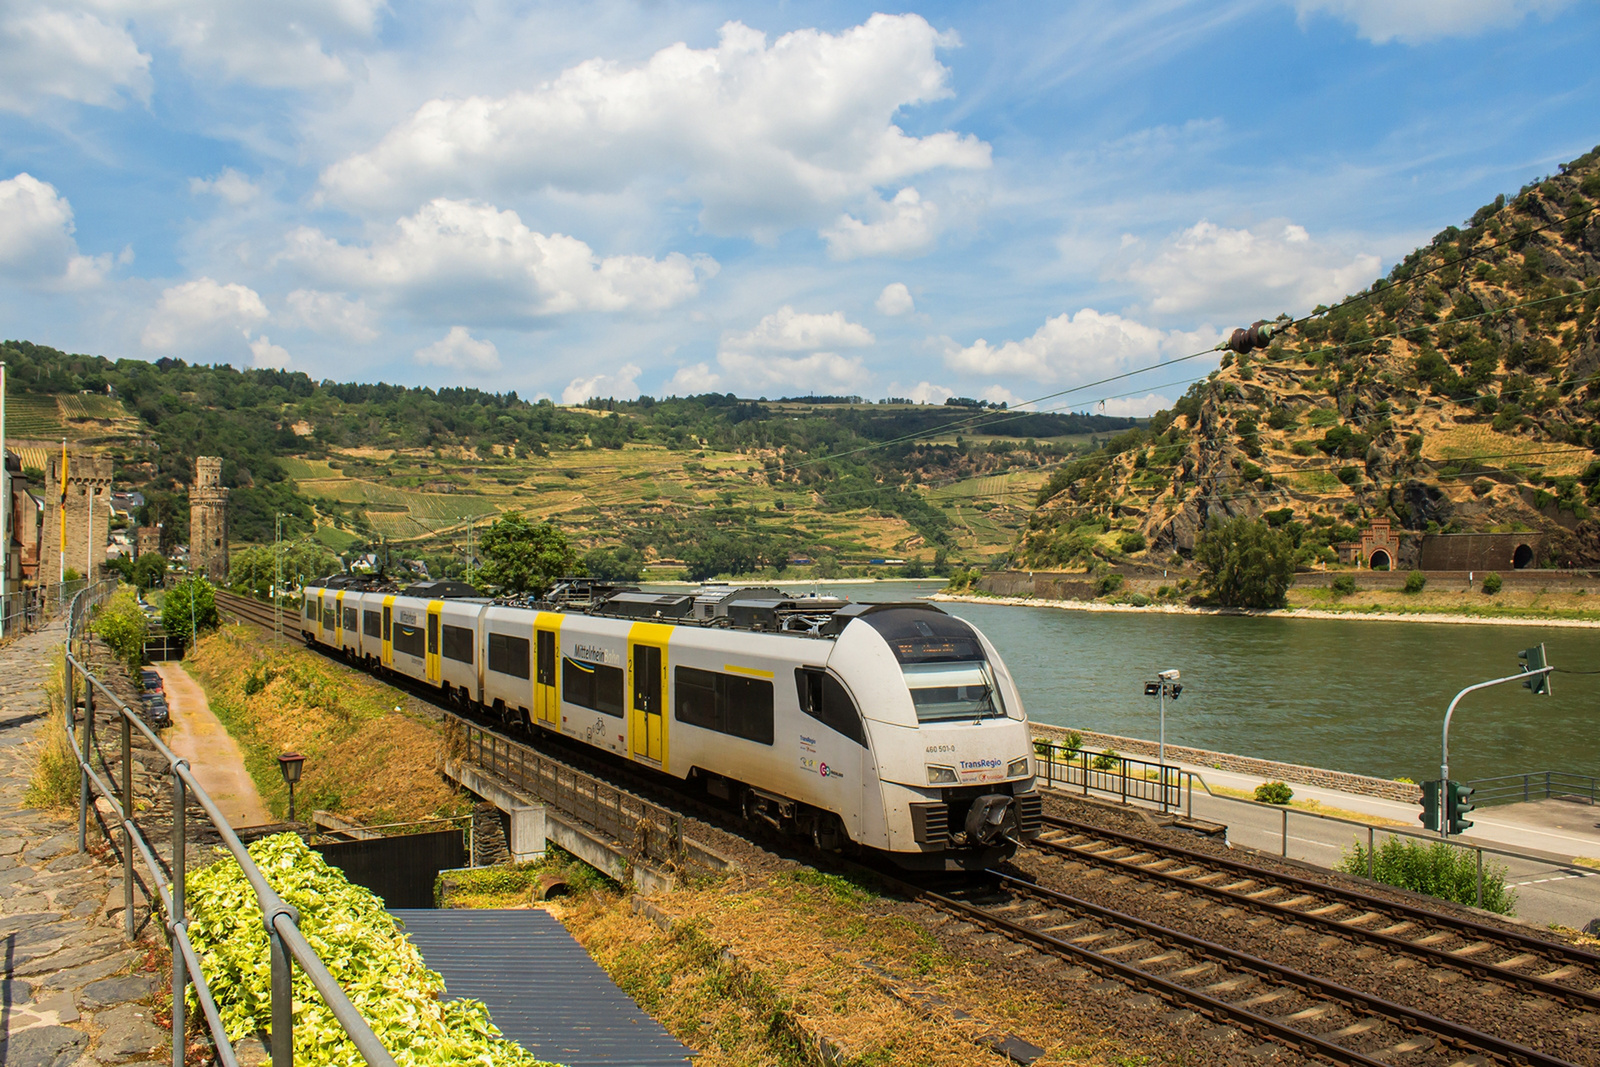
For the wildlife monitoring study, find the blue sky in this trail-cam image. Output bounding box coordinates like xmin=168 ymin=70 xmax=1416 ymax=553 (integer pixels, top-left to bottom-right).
xmin=1 ymin=0 xmax=1595 ymax=414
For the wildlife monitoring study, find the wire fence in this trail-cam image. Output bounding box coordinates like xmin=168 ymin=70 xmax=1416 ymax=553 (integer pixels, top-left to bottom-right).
xmin=1 ymin=578 xmax=87 ymax=642
xmin=61 ymin=579 xmax=397 ymax=1067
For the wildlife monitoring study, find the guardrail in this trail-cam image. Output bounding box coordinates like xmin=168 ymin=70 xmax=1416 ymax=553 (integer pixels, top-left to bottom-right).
xmin=1467 ymin=770 xmax=1598 ymax=807
xmin=62 ymin=581 xmax=397 ymax=1067
xmin=1035 ymin=745 xmax=1192 ymax=816
xmin=447 ymin=718 xmax=684 ymax=864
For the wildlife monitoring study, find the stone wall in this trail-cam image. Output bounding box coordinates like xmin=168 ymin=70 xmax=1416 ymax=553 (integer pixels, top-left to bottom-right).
xmin=189 ymin=455 xmax=229 ymax=580
xmin=1028 ymin=722 xmax=1424 ymax=803
xmin=39 ymin=449 xmax=112 ymax=584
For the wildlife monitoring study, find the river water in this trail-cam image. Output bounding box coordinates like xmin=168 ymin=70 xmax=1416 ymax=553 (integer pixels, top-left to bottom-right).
xmin=842 ymin=581 xmax=1600 ymax=785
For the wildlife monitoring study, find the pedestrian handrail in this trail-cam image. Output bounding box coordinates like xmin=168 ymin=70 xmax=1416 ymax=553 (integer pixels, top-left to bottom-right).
xmin=62 ymin=580 xmax=397 ymax=1067
xmin=1465 ymin=770 xmax=1598 ymax=807
xmin=1034 ymin=745 xmax=1192 ymax=816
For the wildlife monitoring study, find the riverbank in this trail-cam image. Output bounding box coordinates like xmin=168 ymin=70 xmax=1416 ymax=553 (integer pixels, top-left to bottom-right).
xmin=932 ymin=591 xmax=1600 ymax=628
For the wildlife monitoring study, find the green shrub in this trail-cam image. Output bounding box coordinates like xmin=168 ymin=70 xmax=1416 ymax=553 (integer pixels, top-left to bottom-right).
xmin=1339 ymin=836 xmax=1516 ymax=915
xmin=1094 ymin=573 xmax=1124 ymax=597
xmin=1092 ymin=749 xmax=1120 ymax=771
xmin=1403 ymin=571 xmax=1426 ymax=594
xmin=1481 ymin=572 xmax=1503 ymax=595
xmin=91 ymin=586 xmax=149 ymax=676
xmin=1254 ymin=781 xmax=1294 ymax=805
xmin=1331 ymin=574 xmax=1357 ymax=596
xmin=164 ymin=575 xmax=219 ymax=646
xmin=1127 ymin=593 xmax=1152 ymax=607
xmin=187 ymin=833 xmax=557 ymax=1066
xmin=1117 ymin=530 xmax=1147 ymax=554
xmin=1060 ymin=730 xmax=1083 ymax=754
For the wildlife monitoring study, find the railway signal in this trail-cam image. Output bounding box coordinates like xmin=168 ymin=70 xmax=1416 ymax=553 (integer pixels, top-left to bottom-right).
xmin=1446 ymin=780 xmax=1475 ymax=836
xmin=1518 ymin=644 xmax=1550 ymax=695
xmin=1144 ymin=669 xmax=1182 ymax=812
xmin=1418 ymin=779 xmax=1442 ymax=832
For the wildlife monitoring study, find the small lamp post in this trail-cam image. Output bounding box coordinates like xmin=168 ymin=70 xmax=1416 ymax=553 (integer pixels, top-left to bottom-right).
xmin=277 ymin=752 xmax=305 ymax=823
xmin=1143 ymin=669 xmax=1182 ymax=811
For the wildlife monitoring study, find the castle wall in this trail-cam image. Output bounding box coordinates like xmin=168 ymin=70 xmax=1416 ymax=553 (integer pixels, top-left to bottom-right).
xmin=38 ymin=450 xmax=113 ymax=584
xmin=189 ymin=456 xmax=229 ymax=579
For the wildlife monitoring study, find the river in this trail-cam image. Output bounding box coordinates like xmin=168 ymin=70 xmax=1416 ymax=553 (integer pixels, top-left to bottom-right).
xmin=845 ymin=580 xmax=1600 ymax=785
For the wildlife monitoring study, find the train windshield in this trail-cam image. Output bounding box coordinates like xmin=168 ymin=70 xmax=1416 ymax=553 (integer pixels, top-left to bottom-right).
xmin=901 ymin=662 xmax=1004 ymax=722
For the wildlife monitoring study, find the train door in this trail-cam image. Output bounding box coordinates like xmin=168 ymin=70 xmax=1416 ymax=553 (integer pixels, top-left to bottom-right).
xmin=628 ymin=623 xmax=670 ymax=768
xmin=321 ymin=594 xmax=335 ymax=640
xmin=426 ymin=601 xmax=443 ymax=684
xmin=533 ymin=616 xmax=561 ymax=728
xmin=381 ymin=596 xmax=395 ymax=667
xmin=334 ymin=591 xmax=346 ymax=646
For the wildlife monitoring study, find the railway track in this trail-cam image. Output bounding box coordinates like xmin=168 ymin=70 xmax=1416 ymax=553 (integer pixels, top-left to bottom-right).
xmin=215 ymin=590 xmax=1592 ymax=1066
xmin=1030 ymin=813 xmax=1600 ymax=1010
xmin=917 ymin=871 xmax=1576 ymax=1067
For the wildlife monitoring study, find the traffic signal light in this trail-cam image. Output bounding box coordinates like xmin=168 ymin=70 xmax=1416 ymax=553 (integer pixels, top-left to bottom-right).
xmin=1446 ymin=780 xmax=1475 ymax=835
xmin=1518 ymin=644 xmax=1550 ymax=695
xmin=1418 ymin=779 xmax=1441 ymax=832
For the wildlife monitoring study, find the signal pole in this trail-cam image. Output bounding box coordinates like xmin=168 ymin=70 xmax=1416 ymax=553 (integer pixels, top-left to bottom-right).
xmin=1438 ymin=645 xmax=1554 ymax=838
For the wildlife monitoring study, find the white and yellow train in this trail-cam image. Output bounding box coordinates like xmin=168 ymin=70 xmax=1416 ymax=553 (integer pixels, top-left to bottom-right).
xmin=300 ymin=578 xmax=1042 ymax=869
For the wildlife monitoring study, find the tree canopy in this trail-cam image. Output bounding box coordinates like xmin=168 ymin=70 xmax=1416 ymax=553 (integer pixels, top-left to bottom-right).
xmin=1194 ymin=515 xmax=1297 ymax=609
xmin=475 ymin=513 xmax=584 ymax=596
xmin=163 ymin=575 xmax=219 ymax=644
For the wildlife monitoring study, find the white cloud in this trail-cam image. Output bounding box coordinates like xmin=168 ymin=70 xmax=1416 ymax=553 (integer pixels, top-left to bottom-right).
xmin=723 ymin=306 xmax=874 ymax=352
xmin=1293 ymin=0 xmax=1572 ymax=43
xmin=414 ymin=326 xmax=500 ymax=372
xmin=190 ymin=168 xmax=261 ymax=206
xmin=980 ymin=384 xmax=1026 ymax=408
xmin=945 ymin=308 xmax=1179 ymax=383
xmin=317 ymin=14 xmax=990 ymax=241
xmin=0 ymin=7 xmax=149 ymax=112
xmin=282 ymin=198 xmax=717 ymax=323
xmin=717 ymin=351 xmax=871 ymax=394
xmin=141 ymin=277 xmax=268 ymax=352
xmin=0 ymin=173 xmax=110 ymax=288
xmin=1098 ymin=393 xmax=1172 ymax=417
xmin=665 ymin=362 xmax=721 ymax=395
xmin=823 ymin=187 xmax=940 ymax=260
xmin=562 ymin=363 xmax=641 ymax=404
xmin=283 ymin=289 xmax=379 ymax=343
xmin=1116 ymin=220 xmax=1381 ymax=321
xmin=248 ymin=334 xmax=291 ymax=369
xmin=904 ymin=381 xmax=954 ymax=405
xmin=875 ymin=282 xmax=915 ymax=316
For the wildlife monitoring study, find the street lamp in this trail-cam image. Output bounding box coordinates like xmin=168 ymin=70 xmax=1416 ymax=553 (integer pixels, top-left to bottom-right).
xmin=277 ymin=752 xmax=305 ymax=823
xmin=1143 ymin=669 xmax=1182 ymax=811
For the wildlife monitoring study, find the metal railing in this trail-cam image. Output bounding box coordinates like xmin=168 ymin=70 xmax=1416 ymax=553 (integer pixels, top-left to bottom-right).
xmin=1035 ymin=745 xmax=1193 ymax=816
xmin=62 ymin=581 xmax=397 ymax=1067
xmin=1466 ymin=771 xmax=1598 ymax=807
xmin=448 ymin=718 xmax=684 ymax=864
xmin=1 ymin=579 xmax=86 ymax=641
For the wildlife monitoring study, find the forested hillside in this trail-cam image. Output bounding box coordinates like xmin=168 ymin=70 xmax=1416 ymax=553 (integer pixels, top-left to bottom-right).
xmin=1018 ymin=144 xmax=1600 ymax=571
xmin=0 ymin=340 xmax=1135 ymax=575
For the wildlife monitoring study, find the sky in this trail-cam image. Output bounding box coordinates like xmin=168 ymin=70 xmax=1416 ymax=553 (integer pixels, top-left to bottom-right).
xmin=1 ymin=0 xmax=1596 ymax=415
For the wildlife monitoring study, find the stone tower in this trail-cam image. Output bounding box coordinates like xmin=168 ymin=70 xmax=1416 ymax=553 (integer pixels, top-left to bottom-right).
xmin=189 ymin=456 xmax=229 ymax=580
xmin=40 ymin=449 xmax=113 ymax=586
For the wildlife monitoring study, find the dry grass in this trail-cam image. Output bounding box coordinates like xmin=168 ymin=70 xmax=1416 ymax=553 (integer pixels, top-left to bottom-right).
xmin=184 ymin=626 xmax=469 ymax=824
xmin=25 ymin=648 xmax=82 ymax=811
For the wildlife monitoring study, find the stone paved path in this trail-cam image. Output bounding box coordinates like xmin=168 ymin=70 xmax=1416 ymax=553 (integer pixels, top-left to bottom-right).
xmin=1 ymin=622 xmax=167 ymax=1067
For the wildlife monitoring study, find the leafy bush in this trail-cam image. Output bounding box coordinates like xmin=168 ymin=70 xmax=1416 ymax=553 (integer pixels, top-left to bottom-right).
xmin=1092 ymin=749 xmax=1120 ymax=771
xmin=1254 ymin=781 xmax=1294 ymax=805
xmin=1404 ymin=571 xmax=1427 ymax=594
xmin=1127 ymin=593 xmax=1151 ymax=607
xmin=186 ymin=833 xmax=556 ymax=1067
xmin=1337 ymin=465 xmax=1362 ymax=486
xmin=1331 ymin=575 xmax=1356 ymax=596
xmin=163 ymin=575 xmax=218 ymax=646
xmin=1481 ymin=572 xmax=1503 ymax=595
xmin=1339 ymin=836 xmax=1516 ymax=915
xmin=1195 ymin=515 xmax=1296 ymax=609
xmin=1094 ymin=573 xmax=1124 ymax=597
xmin=1117 ymin=530 xmax=1147 ymax=554
xmin=92 ymin=586 xmax=148 ymax=676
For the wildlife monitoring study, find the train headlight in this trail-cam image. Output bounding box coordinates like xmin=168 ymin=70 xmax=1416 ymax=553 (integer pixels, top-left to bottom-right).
xmin=1006 ymin=757 xmax=1031 ymax=778
xmin=926 ymin=764 xmax=959 ymax=785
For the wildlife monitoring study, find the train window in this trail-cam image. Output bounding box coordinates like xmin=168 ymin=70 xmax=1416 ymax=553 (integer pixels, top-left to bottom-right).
xmin=795 ymin=668 xmax=865 ymax=746
xmin=860 ymin=607 xmax=985 ymax=664
xmin=442 ymin=624 xmax=474 ymax=664
xmin=675 ymin=666 xmax=774 ymax=746
xmin=901 ymin=662 xmax=1003 ymax=723
xmin=427 ymin=615 xmax=439 ymax=656
xmin=488 ymin=633 xmax=530 ymax=679
xmin=381 ymin=607 xmax=390 ymax=642
xmin=363 ymin=611 xmax=381 ymax=638
xmin=392 ymin=622 xmax=425 ymax=658
xmin=563 ymin=657 xmax=624 ymax=716
xmin=536 ymin=630 xmax=556 ymax=686
xmin=305 ymin=598 xmax=318 ymax=621
xmin=343 ymin=607 xmax=358 ymax=632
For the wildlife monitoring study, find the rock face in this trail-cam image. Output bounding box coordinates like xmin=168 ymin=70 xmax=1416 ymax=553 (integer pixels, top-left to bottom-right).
xmin=1023 ymin=148 xmax=1600 ymax=569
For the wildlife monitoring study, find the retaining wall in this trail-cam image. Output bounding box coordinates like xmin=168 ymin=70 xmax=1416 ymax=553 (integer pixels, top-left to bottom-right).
xmin=1028 ymin=722 xmax=1424 ymax=804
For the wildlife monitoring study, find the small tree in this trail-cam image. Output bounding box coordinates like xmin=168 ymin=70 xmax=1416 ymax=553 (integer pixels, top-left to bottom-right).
xmin=92 ymin=587 xmax=149 ymax=676
xmin=477 ymin=512 xmax=584 ymax=596
xmin=163 ymin=575 xmax=218 ymax=647
xmin=1194 ymin=515 xmax=1296 ymax=609
xmin=1481 ymin=572 xmax=1503 ymax=595
xmin=133 ymin=553 xmax=168 ymax=591
xmin=1404 ymin=570 xmax=1427 ymax=594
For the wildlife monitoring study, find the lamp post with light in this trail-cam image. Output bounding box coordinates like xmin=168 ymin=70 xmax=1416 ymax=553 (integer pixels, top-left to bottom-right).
xmin=277 ymin=752 xmax=305 ymax=824
xmin=1142 ymin=669 xmax=1182 ymax=811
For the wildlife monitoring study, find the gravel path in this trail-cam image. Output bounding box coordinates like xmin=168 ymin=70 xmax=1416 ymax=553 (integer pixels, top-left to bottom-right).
xmin=154 ymin=662 xmax=270 ymax=828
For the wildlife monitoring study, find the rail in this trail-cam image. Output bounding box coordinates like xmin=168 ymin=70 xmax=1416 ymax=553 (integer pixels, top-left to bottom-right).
xmin=1034 ymin=745 xmax=1192 ymax=816
xmin=1467 ymin=770 xmax=1598 ymax=807
xmin=446 ymin=718 xmax=684 ymax=864
xmin=61 ymin=580 xmax=397 ymax=1067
